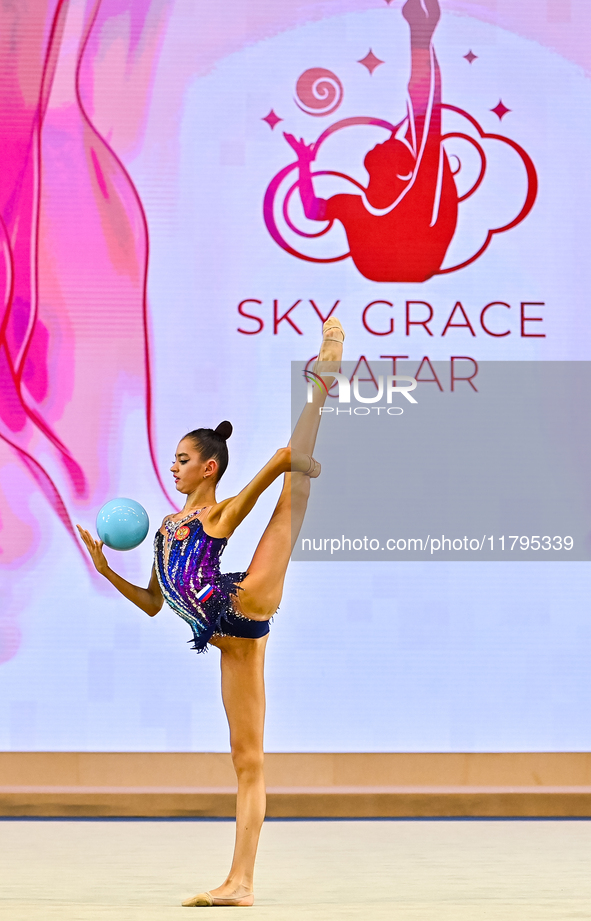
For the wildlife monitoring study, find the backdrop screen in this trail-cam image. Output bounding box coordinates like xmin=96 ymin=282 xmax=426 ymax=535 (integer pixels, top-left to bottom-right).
xmin=0 ymin=0 xmax=590 ymax=752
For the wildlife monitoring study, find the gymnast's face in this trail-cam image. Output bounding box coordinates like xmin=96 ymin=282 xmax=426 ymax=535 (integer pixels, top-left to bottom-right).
xmin=170 ymin=438 xmax=217 ymax=493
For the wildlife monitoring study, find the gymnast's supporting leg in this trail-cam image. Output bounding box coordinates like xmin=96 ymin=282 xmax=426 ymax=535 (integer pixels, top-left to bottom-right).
xmin=220 ymin=636 xmax=267 ymax=900
xmin=236 ymin=318 xmax=344 ymax=621
xmin=182 ymin=633 xmax=266 ymax=907
xmin=208 ymin=633 xmax=268 ymax=906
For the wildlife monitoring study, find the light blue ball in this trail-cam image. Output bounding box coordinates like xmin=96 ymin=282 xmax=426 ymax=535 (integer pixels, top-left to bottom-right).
xmin=96 ymin=498 xmax=150 ymax=551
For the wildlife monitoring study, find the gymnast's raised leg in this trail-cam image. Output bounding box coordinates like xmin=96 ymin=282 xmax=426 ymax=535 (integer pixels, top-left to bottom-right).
xmin=233 ymin=319 xmax=344 ymax=622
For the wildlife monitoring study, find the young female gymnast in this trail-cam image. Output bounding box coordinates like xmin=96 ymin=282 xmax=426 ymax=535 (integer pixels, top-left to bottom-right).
xmin=77 ymin=317 xmax=345 ymax=907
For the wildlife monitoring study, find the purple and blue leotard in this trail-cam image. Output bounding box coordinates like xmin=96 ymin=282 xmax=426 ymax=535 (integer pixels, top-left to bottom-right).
xmin=154 ymin=512 xmax=269 ymax=652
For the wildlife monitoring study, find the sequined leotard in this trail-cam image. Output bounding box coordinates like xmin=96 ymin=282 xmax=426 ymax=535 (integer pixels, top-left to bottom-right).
xmin=154 ymin=512 xmax=268 ymax=652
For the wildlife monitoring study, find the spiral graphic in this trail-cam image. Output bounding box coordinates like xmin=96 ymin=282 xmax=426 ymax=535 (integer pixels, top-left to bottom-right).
xmin=295 ymin=68 xmax=343 ymax=117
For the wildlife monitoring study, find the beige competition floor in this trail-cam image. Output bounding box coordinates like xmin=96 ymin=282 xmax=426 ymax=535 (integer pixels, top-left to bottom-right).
xmin=0 ymin=818 xmax=590 ymax=920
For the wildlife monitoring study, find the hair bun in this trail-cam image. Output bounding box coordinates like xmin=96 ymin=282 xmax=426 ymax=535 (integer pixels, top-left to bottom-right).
xmin=214 ymin=421 xmax=233 ymax=441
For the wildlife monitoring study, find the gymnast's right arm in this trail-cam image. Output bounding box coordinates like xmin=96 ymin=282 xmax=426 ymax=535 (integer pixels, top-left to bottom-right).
xmin=76 ymin=525 xmax=163 ymax=617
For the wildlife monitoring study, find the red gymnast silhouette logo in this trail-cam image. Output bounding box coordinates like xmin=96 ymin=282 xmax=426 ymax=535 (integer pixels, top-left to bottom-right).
xmin=263 ymin=0 xmax=538 ymax=283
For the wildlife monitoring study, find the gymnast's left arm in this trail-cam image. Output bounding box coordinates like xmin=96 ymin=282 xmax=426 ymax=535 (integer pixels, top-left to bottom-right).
xmin=206 ymin=447 xmax=293 ymax=537
xmin=207 ymin=447 xmax=320 ymax=537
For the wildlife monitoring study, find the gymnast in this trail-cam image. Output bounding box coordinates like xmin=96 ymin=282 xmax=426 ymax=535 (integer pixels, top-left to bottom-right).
xmin=77 ymin=317 xmax=345 ymax=908
xmin=285 ymin=0 xmax=457 ymax=282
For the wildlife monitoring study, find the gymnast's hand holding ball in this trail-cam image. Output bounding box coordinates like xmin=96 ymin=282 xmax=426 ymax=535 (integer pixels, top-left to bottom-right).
xmin=77 ymin=498 xmax=150 ymax=574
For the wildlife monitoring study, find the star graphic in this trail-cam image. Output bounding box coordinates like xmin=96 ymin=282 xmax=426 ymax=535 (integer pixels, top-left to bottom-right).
xmin=491 ymin=99 xmax=511 ymax=120
xmin=464 ymin=50 xmax=478 ymax=64
xmin=358 ymin=49 xmax=384 ymax=75
xmin=262 ymin=109 xmax=283 ymax=130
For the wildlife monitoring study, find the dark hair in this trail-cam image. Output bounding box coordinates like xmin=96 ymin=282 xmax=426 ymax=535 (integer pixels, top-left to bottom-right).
xmin=184 ymin=421 xmax=233 ymax=481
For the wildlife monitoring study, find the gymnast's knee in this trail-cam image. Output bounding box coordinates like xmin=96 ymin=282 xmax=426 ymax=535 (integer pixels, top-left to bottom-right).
xmin=234 ymin=587 xmax=278 ymax=622
xmin=242 ymin=598 xmax=277 ymax=622
xmin=231 ymin=745 xmax=264 ymax=780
